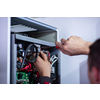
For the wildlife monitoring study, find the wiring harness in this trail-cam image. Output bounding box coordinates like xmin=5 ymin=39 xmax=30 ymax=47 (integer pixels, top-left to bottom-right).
xmin=17 ymin=44 xmax=38 ymax=69
xmin=17 ymin=43 xmax=58 ymax=83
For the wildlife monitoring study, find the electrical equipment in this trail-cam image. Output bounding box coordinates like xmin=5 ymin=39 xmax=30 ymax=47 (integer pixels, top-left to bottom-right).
xmin=16 ymin=43 xmax=58 ymax=84
xmin=10 ymin=17 xmax=60 ymax=84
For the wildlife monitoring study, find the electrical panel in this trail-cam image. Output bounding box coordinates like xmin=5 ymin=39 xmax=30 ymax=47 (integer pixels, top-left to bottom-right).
xmin=10 ymin=17 xmax=60 ymax=84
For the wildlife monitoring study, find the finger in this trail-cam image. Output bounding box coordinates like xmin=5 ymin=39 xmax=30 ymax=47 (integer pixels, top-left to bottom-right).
xmin=33 ymin=52 xmax=39 ymax=57
xmin=33 ymin=60 xmax=42 ymax=76
xmin=55 ymin=41 xmax=63 ymax=48
xmin=40 ymin=51 xmax=48 ymax=61
xmin=58 ymin=48 xmax=70 ymax=55
xmin=34 ymin=56 xmax=41 ymax=64
xmin=34 ymin=56 xmax=44 ymax=72
xmin=61 ymin=38 xmax=67 ymax=45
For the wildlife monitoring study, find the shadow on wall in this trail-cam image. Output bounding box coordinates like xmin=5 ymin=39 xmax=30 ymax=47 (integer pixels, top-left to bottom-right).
xmin=80 ymin=60 xmax=90 ymax=84
xmin=61 ymin=67 xmax=79 ymax=84
xmin=61 ymin=60 xmax=90 ymax=84
xmin=96 ymin=22 xmax=100 ymax=38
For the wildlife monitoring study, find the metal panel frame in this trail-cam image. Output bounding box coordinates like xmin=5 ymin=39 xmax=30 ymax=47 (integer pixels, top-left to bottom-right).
xmin=11 ymin=17 xmax=57 ymax=31
xmin=16 ymin=34 xmax=55 ymax=47
xmin=10 ymin=34 xmax=17 ymax=84
xmin=11 ymin=17 xmax=59 ymax=43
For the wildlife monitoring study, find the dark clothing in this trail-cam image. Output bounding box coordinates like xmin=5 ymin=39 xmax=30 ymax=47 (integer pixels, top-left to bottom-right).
xmin=37 ymin=76 xmax=52 ymax=84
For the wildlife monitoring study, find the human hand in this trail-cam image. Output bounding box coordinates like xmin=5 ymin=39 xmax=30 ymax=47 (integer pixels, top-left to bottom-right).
xmin=34 ymin=51 xmax=51 ymax=78
xmin=55 ymin=36 xmax=93 ymax=56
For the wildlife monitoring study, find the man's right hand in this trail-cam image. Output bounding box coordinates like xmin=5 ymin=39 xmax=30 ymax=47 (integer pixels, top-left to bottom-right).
xmin=55 ymin=36 xmax=93 ymax=56
xmin=34 ymin=51 xmax=51 ymax=78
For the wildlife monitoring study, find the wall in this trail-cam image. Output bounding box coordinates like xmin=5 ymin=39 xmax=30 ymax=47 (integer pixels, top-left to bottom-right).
xmin=0 ymin=17 xmax=11 ymax=84
xmin=32 ymin=17 xmax=100 ymax=84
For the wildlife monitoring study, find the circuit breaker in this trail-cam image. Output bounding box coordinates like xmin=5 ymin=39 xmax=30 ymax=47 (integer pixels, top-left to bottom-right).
xmin=10 ymin=17 xmax=60 ymax=84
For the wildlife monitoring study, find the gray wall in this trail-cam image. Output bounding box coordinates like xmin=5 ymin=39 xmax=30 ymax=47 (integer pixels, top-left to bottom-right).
xmin=32 ymin=17 xmax=100 ymax=84
xmin=0 ymin=17 xmax=10 ymax=84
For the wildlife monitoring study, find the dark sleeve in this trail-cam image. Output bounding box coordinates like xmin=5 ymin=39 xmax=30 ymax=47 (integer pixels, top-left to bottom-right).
xmin=36 ymin=76 xmax=52 ymax=84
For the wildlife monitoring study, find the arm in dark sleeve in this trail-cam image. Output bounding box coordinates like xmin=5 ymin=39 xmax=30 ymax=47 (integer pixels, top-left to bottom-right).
xmin=36 ymin=76 xmax=52 ymax=84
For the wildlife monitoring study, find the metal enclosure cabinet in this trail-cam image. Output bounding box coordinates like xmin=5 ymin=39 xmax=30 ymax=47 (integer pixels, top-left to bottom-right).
xmin=10 ymin=17 xmax=61 ymax=84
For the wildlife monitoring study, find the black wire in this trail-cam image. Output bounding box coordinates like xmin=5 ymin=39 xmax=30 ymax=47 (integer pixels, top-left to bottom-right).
xmin=20 ymin=44 xmax=38 ymax=69
xmin=17 ymin=51 xmax=24 ymax=58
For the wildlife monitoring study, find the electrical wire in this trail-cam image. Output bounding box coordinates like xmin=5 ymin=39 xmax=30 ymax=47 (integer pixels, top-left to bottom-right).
xmin=20 ymin=44 xmax=38 ymax=69
xmin=50 ymin=55 xmax=58 ymax=67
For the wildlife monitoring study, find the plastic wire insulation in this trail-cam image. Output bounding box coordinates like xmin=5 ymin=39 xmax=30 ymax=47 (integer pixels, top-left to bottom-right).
xmin=20 ymin=44 xmax=38 ymax=69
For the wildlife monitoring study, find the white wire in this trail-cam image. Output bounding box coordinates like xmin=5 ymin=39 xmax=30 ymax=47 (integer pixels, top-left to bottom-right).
xmin=50 ymin=55 xmax=58 ymax=67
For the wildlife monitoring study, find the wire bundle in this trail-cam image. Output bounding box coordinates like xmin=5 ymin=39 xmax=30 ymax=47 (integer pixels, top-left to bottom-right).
xmin=17 ymin=44 xmax=38 ymax=69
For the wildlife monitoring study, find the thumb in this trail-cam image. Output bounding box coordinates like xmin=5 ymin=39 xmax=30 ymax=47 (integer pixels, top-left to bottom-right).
xmin=40 ymin=51 xmax=48 ymax=61
xmin=55 ymin=41 xmax=63 ymax=48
